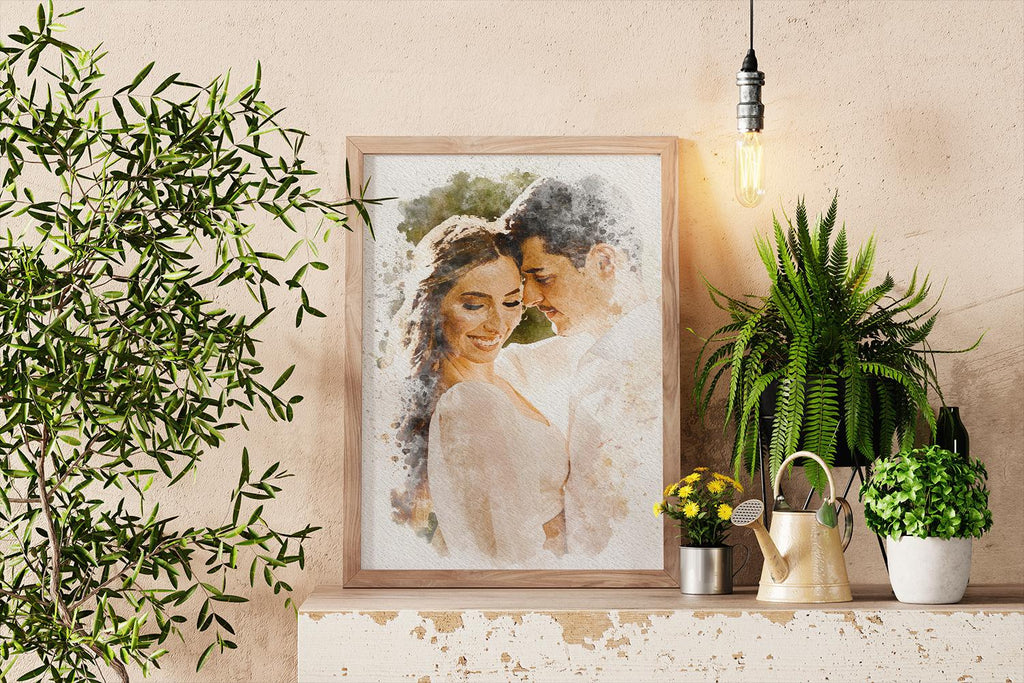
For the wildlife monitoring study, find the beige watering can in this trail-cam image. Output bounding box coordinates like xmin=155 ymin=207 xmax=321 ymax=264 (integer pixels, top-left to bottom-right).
xmin=731 ymin=451 xmax=853 ymax=603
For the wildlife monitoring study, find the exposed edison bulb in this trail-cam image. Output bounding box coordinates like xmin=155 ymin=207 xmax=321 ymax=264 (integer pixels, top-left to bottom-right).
xmin=735 ymin=130 xmax=765 ymax=208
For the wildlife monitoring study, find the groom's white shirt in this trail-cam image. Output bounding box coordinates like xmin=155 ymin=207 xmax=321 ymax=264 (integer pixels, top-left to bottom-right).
xmin=500 ymin=299 xmax=663 ymax=566
xmin=497 ymin=332 xmax=593 ymax=436
xmin=563 ymin=298 xmax=662 ymax=564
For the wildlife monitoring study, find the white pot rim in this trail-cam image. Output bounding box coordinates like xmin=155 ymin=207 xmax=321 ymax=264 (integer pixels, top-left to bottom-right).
xmin=886 ymin=535 xmax=975 ymax=541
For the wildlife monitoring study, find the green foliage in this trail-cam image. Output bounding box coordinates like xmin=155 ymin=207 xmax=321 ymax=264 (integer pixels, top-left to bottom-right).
xmin=0 ymin=4 xmax=377 ymax=681
xmin=860 ymin=446 xmax=993 ymax=539
xmin=396 ymin=170 xmax=538 ymax=246
xmin=693 ymin=194 xmax=979 ymax=490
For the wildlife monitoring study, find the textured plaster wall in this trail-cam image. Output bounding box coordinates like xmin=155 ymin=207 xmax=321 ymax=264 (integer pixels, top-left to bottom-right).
xmin=1 ymin=1 xmax=1022 ymax=681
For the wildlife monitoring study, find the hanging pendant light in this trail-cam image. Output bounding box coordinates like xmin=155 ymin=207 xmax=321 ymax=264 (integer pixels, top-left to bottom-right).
xmin=735 ymin=0 xmax=766 ymax=208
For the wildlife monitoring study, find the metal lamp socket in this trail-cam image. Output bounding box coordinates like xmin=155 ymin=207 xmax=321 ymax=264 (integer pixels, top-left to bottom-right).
xmin=736 ymin=69 xmax=765 ymax=132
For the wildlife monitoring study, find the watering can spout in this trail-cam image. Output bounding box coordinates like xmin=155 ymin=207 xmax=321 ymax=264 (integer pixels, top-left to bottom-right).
xmin=731 ymin=499 xmax=790 ymax=583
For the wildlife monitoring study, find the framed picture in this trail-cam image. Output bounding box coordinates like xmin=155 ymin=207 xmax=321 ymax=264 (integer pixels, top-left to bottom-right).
xmin=343 ymin=137 xmax=679 ymax=587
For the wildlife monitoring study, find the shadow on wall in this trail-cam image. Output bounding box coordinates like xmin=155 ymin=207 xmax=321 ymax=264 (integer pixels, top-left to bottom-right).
xmin=675 ymin=139 xmax=766 ymax=586
xmin=673 ymin=153 xmax=893 ymax=587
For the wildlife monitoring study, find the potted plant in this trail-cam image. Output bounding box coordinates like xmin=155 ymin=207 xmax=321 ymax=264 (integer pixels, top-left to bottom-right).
xmin=656 ymin=468 xmax=744 ymax=594
xmin=861 ymin=445 xmax=993 ymax=603
xmin=693 ymin=195 xmax=977 ymax=490
xmin=0 ymin=5 xmax=376 ymax=681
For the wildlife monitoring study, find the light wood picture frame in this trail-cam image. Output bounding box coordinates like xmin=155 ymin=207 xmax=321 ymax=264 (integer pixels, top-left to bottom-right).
xmin=343 ymin=137 xmax=679 ymax=587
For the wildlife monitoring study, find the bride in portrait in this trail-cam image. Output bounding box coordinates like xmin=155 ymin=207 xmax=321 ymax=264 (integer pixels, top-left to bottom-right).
xmin=392 ymin=216 xmax=568 ymax=566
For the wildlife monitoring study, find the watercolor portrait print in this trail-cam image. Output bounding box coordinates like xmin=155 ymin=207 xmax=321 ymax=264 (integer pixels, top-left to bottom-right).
xmin=358 ymin=153 xmax=665 ymax=572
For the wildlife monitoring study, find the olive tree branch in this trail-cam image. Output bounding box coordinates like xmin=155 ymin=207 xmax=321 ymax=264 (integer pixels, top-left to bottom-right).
xmin=33 ymin=424 xmax=70 ymax=621
xmin=0 ymin=588 xmax=32 ymax=601
xmin=69 ymin=535 xmax=184 ymax=612
xmin=33 ymin=423 xmax=132 ymax=683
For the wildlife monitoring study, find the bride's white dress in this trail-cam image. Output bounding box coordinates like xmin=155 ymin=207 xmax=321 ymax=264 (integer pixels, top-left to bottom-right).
xmin=427 ymin=380 xmax=567 ymax=566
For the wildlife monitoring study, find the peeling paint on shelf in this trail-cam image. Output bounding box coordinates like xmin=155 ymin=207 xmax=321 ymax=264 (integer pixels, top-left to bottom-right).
xmin=298 ymin=607 xmax=1024 ymax=682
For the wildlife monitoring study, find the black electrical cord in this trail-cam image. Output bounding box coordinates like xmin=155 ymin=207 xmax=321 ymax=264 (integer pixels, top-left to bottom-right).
xmin=742 ymin=0 xmax=758 ymax=72
xmin=750 ymin=0 xmax=754 ymax=51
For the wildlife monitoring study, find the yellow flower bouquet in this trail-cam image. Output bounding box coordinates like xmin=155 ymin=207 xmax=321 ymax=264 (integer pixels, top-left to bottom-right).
xmin=655 ymin=468 xmax=743 ymax=547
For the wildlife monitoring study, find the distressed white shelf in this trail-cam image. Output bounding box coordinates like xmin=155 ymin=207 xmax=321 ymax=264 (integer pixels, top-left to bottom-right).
xmin=298 ymin=584 xmax=1023 ymax=682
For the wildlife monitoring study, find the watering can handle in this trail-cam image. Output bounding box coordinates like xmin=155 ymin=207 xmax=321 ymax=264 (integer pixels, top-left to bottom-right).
xmin=836 ymin=497 xmax=854 ymax=551
xmin=772 ymin=451 xmax=838 ymax=502
xmin=732 ymin=543 xmax=750 ymax=577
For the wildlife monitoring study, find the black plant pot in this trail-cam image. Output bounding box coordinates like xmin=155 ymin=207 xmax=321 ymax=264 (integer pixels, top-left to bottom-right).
xmin=756 ymin=380 xmax=870 ymax=470
xmin=757 ymin=380 xmax=890 ymax=569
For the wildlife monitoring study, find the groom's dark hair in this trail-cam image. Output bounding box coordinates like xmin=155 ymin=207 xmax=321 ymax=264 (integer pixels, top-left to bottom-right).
xmin=503 ymin=176 xmax=640 ymax=269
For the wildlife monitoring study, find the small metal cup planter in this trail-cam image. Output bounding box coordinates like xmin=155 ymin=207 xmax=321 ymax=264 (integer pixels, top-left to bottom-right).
xmin=655 ymin=468 xmax=744 ymax=594
xmin=679 ymin=545 xmax=747 ymax=595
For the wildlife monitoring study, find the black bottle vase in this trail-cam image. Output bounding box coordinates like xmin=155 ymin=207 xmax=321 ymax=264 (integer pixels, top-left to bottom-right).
xmin=936 ymin=406 xmax=969 ymax=458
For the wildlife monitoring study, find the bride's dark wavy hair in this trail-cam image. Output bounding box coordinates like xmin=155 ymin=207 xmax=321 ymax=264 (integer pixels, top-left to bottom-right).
xmin=391 ymin=216 xmax=516 ymax=537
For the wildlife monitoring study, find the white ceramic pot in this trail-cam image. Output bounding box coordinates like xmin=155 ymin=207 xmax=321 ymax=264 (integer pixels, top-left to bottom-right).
xmin=886 ymin=536 xmax=972 ymax=604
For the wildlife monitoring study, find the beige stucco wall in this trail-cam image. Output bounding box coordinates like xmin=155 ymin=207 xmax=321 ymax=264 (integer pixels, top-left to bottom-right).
xmin=2 ymin=1 xmax=1022 ymax=681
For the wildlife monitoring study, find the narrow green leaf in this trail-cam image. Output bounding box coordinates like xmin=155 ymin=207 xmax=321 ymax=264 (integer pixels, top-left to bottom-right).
xmin=196 ymin=642 xmax=217 ymax=672
xmin=127 ymin=61 xmax=155 ymax=94
xmin=152 ymin=71 xmax=180 ymax=97
xmin=272 ymin=364 xmax=295 ymax=391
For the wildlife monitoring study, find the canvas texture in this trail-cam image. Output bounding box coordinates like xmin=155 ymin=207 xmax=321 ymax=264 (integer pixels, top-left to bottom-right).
xmin=360 ymin=154 xmax=664 ymax=570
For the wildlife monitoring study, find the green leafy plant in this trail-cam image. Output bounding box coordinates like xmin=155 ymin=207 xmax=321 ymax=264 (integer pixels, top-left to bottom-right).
xmin=861 ymin=446 xmax=993 ymax=539
xmin=0 ymin=4 xmax=376 ymax=681
xmin=693 ymin=194 xmax=977 ymax=489
xmin=655 ymin=468 xmax=742 ymax=547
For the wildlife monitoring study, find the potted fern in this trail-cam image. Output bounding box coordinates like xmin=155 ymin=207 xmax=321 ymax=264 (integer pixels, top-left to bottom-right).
xmin=694 ymin=195 xmax=976 ymax=489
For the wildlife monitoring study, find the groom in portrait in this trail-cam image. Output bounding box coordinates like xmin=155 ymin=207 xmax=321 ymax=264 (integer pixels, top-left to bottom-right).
xmin=501 ymin=176 xmax=662 ymax=561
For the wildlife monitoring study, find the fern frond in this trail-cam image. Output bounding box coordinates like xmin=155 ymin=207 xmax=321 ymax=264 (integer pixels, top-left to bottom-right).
xmin=817 ymin=191 xmax=839 ymax=258
xmin=703 ymin=274 xmax=763 ymax=315
xmin=781 ymin=332 xmax=810 ymax=462
xmin=735 ymin=408 xmax=760 ymax=478
xmin=849 ymin=273 xmax=895 ymax=323
xmin=769 ymin=278 xmax=803 ymax=333
xmin=857 ymin=276 xmax=932 ymax=335
xmin=917 ymin=341 xmax=947 ymax=405
xmin=694 ymin=351 xmax=732 ymax=418
xmin=801 ymin=375 xmax=841 ymax=486
xmin=698 ymin=364 xmax=730 ymax=421
xmin=860 ymin=361 xmax=936 ymax=434
xmin=827 ymin=226 xmax=849 ymax=282
xmin=847 ymin=234 xmax=876 ymax=296
xmin=873 ymin=378 xmax=898 ymax=459
xmin=779 ymin=204 xmax=802 ymax=267
xmin=773 ymin=221 xmax=814 ymax=319
xmin=839 ymin=337 xmax=863 ymax=452
xmin=882 ymin=270 xmax=933 ymax=318
xmin=796 ymin=198 xmax=810 ymax=245
xmin=895 ymin=312 xmax=938 ymax=347
xmin=795 ymin=205 xmax=830 ymax=313
xmin=924 ymin=332 xmax=984 ymax=354
xmin=736 ymin=369 xmax=784 ymax=468
xmin=855 ymin=374 xmax=874 ymax=460
xmin=723 ymin=310 xmax=764 ymax=425
xmin=768 ymin=383 xmax=791 ymax=480
xmin=896 ymin=393 xmax=918 ymax=451
xmin=803 ymin=460 xmax=828 ymax=494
